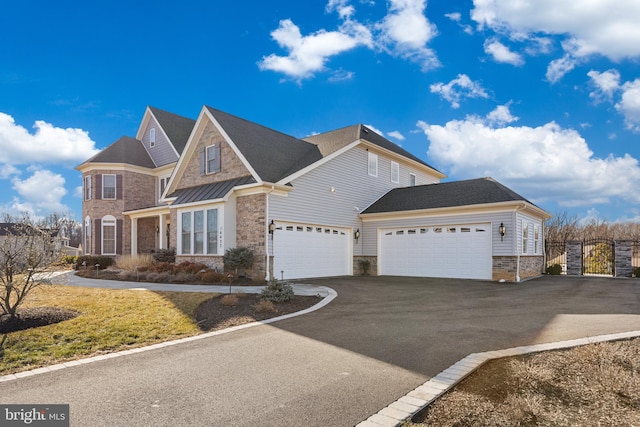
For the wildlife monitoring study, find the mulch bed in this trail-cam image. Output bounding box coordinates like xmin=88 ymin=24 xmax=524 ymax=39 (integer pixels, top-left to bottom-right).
xmin=195 ymin=294 xmax=322 ymax=331
xmin=0 ymin=307 xmax=79 ymax=334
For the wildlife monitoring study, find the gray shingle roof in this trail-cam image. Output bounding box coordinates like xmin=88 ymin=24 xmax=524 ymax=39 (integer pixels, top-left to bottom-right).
xmin=79 ymin=136 xmax=156 ymax=168
xmin=205 ymin=106 xmax=323 ymax=183
xmin=168 ymin=176 xmax=256 ymax=204
xmin=362 ymin=178 xmax=536 ymax=214
xmin=304 ymin=124 xmax=441 ymax=173
xmin=149 ymin=106 xmax=196 ymax=155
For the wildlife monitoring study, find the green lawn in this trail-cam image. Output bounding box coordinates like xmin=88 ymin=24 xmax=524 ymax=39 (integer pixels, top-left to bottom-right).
xmin=0 ymin=284 xmax=217 ymax=375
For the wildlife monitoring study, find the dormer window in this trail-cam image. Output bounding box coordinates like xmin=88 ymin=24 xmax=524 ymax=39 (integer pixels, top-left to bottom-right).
xmin=150 ymin=128 xmax=156 ymax=148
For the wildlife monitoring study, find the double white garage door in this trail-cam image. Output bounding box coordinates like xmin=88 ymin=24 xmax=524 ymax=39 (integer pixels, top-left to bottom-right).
xmin=273 ymin=223 xmax=351 ymax=280
xmin=273 ymin=221 xmax=492 ymax=280
xmin=380 ymin=223 xmax=492 ymax=280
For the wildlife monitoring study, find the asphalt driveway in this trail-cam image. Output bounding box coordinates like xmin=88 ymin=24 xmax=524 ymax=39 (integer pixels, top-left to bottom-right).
xmin=1 ymin=275 xmax=640 ymax=426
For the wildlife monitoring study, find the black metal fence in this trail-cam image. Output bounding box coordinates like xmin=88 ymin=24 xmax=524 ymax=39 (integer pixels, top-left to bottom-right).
xmin=545 ymin=241 xmax=566 ymax=274
xmin=582 ymin=238 xmax=615 ymax=276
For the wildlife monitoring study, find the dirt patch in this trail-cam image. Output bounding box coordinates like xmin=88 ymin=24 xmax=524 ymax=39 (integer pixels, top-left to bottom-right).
xmin=0 ymin=307 xmax=79 ymax=334
xmin=195 ymin=293 xmax=321 ymax=331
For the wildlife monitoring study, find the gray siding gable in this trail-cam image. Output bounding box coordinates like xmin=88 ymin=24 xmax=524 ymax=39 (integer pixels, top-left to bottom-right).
xmin=141 ymin=115 xmax=178 ymax=167
xmin=148 ymin=106 xmax=196 ymax=155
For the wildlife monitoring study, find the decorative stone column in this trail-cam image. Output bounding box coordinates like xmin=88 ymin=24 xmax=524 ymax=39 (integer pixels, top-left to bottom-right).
xmin=566 ymin=240 xmax=582 ymax=276
xmin=615 ymin=240 xmax=633 ymax=278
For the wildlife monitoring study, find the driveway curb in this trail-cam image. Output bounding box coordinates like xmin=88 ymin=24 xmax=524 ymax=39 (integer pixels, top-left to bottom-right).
xmin=356 ymin=329 xmax=640 ymax=427
xmin=0 ymin=286 xmax=337 ymax=383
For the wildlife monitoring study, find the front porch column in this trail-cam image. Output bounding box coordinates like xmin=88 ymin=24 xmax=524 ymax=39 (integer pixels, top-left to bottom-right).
xmin=158 ymin=214 xmax=167 ymax=250
xmin=130 ymin=218 xmax=138 ymax=255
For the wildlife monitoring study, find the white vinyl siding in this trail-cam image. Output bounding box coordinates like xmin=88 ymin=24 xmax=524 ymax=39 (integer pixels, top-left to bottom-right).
xmin=391 ymin=161 xmax=399 ymax=183
xmin=142 ymin=117 xmax=178 ymax=167
xmin=102 ymin=174 xmax=116 ymax=200
xmin=269 ymin=146 xmax=443 ymax=256
xmin=149 ymin=128 xmax=156 ymax=147
xmin=409 ymin=173 xmax=416 ymax=186
xmin=368 ymin=152 xmax=378 ymax=177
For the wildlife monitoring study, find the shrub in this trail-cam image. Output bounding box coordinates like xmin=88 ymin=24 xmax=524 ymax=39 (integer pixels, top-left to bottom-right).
xmin=196 ymin=270 xmax=227 ymax=284
xmin=115 ymin=254 xmax=155 ymax=271
xmin=149 ymin=262 xmax=175 ymax=274
xmin=260 ymin=279 xmax=294 ymax=302
xmin=174 ymin=261 xmax=209 ymax=275
xmin=221 ymin=294 xmax=238 ymax=307
xmin=60 ymin=255 xmax=77 ymax=265
xmin=146 ymin=272 xmax=171 ymax=283
xmin=76 ymin=255 xmax=114 ymax=270
xmin=172 ymin=271 xmax=196 ymax=283
xmin=546 ymin=264 xmax=562 ymax=275
xmin=223 ymin=247 xmax=254 ymax=274
xmin=253 ymin=299 xmax=276 ymax=313
xmin=153 ymin=248 xmax=176 ymax=263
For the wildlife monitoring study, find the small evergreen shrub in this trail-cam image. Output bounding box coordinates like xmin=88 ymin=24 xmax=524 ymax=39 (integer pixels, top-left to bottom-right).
xmin=153 ymin=248 xmax=176 ymax=263
xmin=223 ymin=247 xmax=254 ymax=274
xmin=546 ymin=264 xmax=562 ymax=275
xmin=260 ymin=279 xmax=294 ymax=302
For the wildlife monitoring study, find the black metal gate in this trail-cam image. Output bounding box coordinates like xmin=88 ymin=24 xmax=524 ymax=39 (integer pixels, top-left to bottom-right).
xmin=545 ymin=241 xmax=566 ymax=273
xmin=583 ymin=238 xmax=615 ymax=276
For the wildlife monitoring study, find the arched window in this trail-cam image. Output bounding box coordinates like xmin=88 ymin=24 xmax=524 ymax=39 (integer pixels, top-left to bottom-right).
xmin=84 ymin=216 xmax=91 ymax=255
xmin=102 ymin=215 xmax=117 ymax=255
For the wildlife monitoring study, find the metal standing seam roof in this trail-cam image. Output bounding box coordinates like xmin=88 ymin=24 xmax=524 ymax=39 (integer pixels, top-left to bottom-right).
xmin=168 ymin=176 xmax=256 ymax=205
xmin=362 ymin=177 xmax=538 ymax=214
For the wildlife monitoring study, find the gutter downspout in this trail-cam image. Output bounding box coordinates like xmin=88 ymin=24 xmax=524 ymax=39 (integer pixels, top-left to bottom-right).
xmin=265 ymin=185 xmax=275 ymax=282
xmin=515 ymin=203 xmax=526 ymax=282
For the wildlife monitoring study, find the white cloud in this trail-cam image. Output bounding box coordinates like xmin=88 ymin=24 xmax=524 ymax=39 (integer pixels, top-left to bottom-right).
xmin=445 ymin=12 xmax=461 ymax=22
xmin=258 ymin=17 xmax=372 ymax=81
xmin=0 ymin=113 xmax=99 ymax=165
xmin=486 ymin=104 xmax=518 ymax=126
xmin=484 ymin=39 xmax=524 ymax=66
xmin=430 ymin=74 xmax=489 ymax=109
xmin=11 ymin=169 xmax=69 ymax=214
xmin=588 ymin=69 xmax=621 ymax=103
xmin=616 ymin=79 xmax=640 ymax=131
xmin=388 ymin=130 xmax=405 ymax=140
xmin=364 ymin=124 xmax=384 ymax=136
xmin=418 ymin=107 xmax=640 ymax=207
xmin=0 ymin=164 xmax=20 ymax=179
xmin=326 ymin=0 xmax=355 ymax=19
xmin=377 ymin=0 xmax=440 ymax=70
xmin=472 ymin=0 xmax=640 ymax=81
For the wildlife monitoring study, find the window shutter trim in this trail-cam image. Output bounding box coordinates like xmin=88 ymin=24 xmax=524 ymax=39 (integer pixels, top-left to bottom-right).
xmin=94 ymin=219 xmax=101 ymax=255
xmin=199 ymin=148 xmax=205 ymax=175
xmin=116 ymin=175 xmax=123 ymax=200
xmin=116 ymin=219 xmax=123 ymax=255
xmin=95 ymin=175 xmax=102 ymax=199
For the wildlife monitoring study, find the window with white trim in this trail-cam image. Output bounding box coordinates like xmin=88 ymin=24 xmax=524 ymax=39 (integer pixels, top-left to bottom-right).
xmin=391 ymin=161 xmax=399 ymax=183
xmin=180 ymin=208 xmax=219 ymax=255
xmin=150 ymin=128 xmax=156 ymax=148
xmin=102 ymin=174 xmax=116 ymax=199
xmin=102 ymin=215 xmax=116 ymax=255
xmin=84 ymin=216 xmax=91 ymax=255
xmin=522 ymin=222 xmax=529 ymax=254
xmin=158 ymin=176 xmax=170 ymax=200
xmin=84 ymin=175 xmax=92 ymax=200
xmin=206 ymin=144 xmax=221 ymax=174
xmin=534 ymin=225 xmax=540 ymax=254
xmin=409 ymin=173 xmax=416 ymax=186
xmin=368 ymin=152 xmax=378 ymax=177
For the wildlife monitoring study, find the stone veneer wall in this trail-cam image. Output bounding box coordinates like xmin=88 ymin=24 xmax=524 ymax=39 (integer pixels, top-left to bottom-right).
xmin=353 ymin=256 xmax=378 ymax=276
xmin=177 ymin=120 xmax=251 ymax=190
xmin=492 ymin=256 xmax=544 ymax=281
xmin=235 ymin=194 xmax=267 ymax=281
xmin=566 ymin=241 xmax=582 ymax=275
xmin=615 ymin=240 xmax=633 ymax=278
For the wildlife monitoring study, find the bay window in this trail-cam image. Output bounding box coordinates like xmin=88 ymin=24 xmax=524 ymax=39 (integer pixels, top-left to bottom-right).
xmin=180 ymin=208 xmax=219 ymax=255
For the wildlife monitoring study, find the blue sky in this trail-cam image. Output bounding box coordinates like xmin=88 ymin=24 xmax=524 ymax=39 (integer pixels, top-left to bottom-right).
xmin=2 ymin=0 xmax=640 ymax=223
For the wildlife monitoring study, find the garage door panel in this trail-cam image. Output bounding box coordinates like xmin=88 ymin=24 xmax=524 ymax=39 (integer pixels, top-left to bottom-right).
xmin=273 ymin=223 xmax=350 ymax=280
xmin=380 ymin=223 xmax=492 ymax=280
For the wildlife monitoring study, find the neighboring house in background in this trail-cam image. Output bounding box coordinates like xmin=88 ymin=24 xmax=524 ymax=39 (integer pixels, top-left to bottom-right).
xmin=77 ymin=105 xmax=550 ymax=282
xmin=0 ymin=223 xmax=69 ymax=256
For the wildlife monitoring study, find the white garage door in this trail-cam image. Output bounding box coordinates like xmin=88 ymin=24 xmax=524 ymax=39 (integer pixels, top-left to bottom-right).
xmin=273 ymin=223 xmax=351 ymax=280
xmin=380 ymin=223 xmax=492 ymax=280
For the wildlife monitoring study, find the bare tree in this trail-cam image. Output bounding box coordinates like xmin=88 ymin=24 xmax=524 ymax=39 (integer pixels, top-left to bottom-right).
xmin=0 ymin=214 xmax=58 ymax=319
xmin=545 ymin=210 xmax=580 ymax=242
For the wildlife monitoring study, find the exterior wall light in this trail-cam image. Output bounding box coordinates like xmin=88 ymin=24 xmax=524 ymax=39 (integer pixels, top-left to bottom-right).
xmin=268 ymin=220 xmax=275 ymax=237
xmin=354 ymin=228 xmax=360 ymax=243
xmin=499 ymin=222 xmax=506 ymax=241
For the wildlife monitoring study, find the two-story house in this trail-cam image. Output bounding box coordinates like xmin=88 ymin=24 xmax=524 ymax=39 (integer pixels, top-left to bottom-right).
xmin=77 ymin=105 xmax=550 ymax=282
